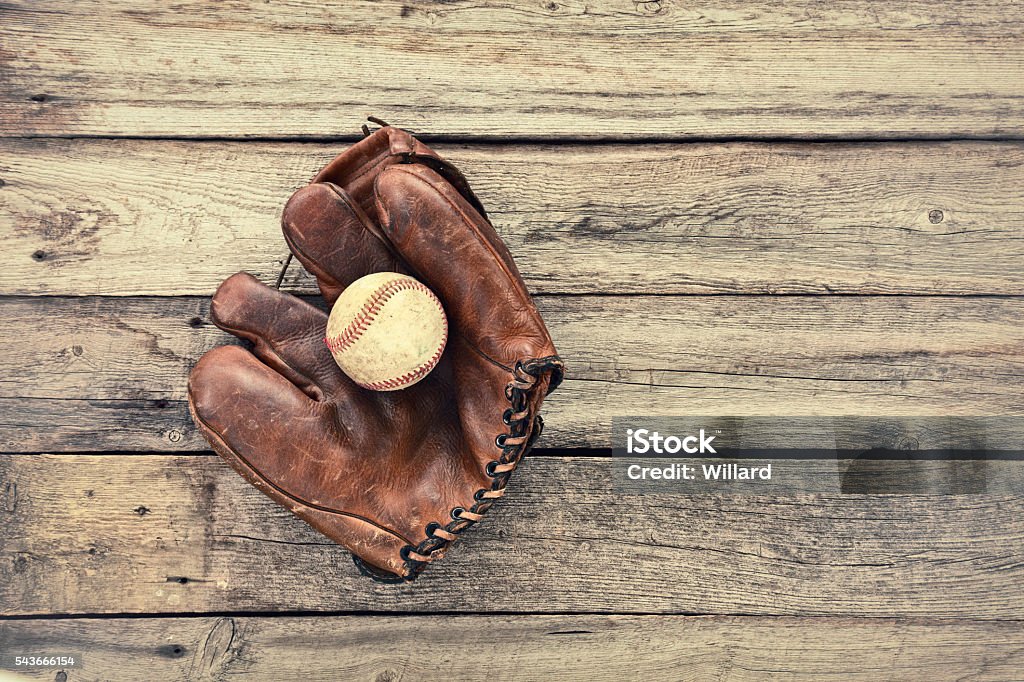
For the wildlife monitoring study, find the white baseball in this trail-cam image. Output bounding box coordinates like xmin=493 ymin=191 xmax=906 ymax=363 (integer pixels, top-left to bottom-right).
xmin=324 ymin=272 xmax=448 ymax=391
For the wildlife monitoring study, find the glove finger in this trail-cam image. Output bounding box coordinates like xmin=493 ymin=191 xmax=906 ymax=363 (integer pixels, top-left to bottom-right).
xmin=189 ymin=344 xmax=327 ymax=456
xmin=282 ymin=182 xmax=406 ymax=307
xmin=188 ymin=345 xmax=351 ymax=512
xmin=190 ymin=345 xmax=422 ymax=579
xmin=374 ymin=164 xmax=557 ymax=368
xmin=210 ymin=272 xmax=341 ymax=399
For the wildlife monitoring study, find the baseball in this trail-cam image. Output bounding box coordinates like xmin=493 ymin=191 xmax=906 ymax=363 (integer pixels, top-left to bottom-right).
xmin=324 ymin=272 xmax=448 ymax=391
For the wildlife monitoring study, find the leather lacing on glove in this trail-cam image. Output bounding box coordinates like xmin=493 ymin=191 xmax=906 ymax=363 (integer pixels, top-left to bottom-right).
xmin=354 ymin=356 xmax=564 ymax=583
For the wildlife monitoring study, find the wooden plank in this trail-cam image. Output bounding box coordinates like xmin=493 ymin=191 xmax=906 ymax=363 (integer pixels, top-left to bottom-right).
xmin=3 ymin=139 xmax=1024 ymax=296
xmin=1 ymin=294 xmax=1023 ymax=453
xmin=2 ymin=1 xmax=1023 ymax=139
xmin=2 ymin=454 xmax=1024 ymax=617
xmin=0 ymin=398 xmax=197 ymax=454
xmin=2 ymin=615 xmax=1023 ymax=681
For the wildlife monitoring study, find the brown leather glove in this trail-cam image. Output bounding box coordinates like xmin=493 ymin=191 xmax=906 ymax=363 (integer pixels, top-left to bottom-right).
xmin=188 ymin=122 xmax=563 ymax=582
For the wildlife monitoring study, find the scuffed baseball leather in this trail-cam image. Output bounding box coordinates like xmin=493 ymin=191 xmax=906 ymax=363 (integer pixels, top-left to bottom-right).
xmin=188 ymin=122 xmax=563 ymax=581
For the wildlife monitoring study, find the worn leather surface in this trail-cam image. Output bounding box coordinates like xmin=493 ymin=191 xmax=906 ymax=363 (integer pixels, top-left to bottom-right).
xmin=188 ymin=124 xmax=563 ymax=581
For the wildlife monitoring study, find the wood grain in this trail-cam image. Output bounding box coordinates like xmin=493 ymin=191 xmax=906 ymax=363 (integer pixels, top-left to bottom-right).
xmin=2 ymin=614 xmax=1023 ymax=681
xmin=2 ymin=1 xmax=1023 ymax=139
xmin=3 ymin=139 xmax=1024 ymax=296
xmin=2 ymin=454 xmax=1024 ymax=617
xmin=1 ymin=294 xmax=1023 ymax=453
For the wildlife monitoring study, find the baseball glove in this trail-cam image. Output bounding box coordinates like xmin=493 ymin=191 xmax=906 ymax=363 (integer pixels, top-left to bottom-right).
xmin=188 ymin=120 xmax=564 ymax=582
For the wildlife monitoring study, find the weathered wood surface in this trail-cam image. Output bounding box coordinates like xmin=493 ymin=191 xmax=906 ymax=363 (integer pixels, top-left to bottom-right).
xmin=0 ymin=398 xmax=200 ymax=454
xmin=3 ymin=139 xmax=1024 ymax=296
xmin=2 ymin=1 xmax=1024 ymax=139
xmin=1 ymin=294 xmax=1022 ymax=453
xmin=2 ymin=455 xmax=1024 ymax=617
xmin=2 ymin=614 xmax=1023 ymax=681
xmin=0 ymin=0 xmax=1021 ymax=672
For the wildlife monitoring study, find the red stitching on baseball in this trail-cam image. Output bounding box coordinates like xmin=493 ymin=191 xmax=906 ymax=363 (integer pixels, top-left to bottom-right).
xmin=324 ymin=278 xmax=440 ymax=355
xmin=324 ymin=276 xmax=448 ymax=389
xmin=358 ymin=320 xmax=448 ymax=390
